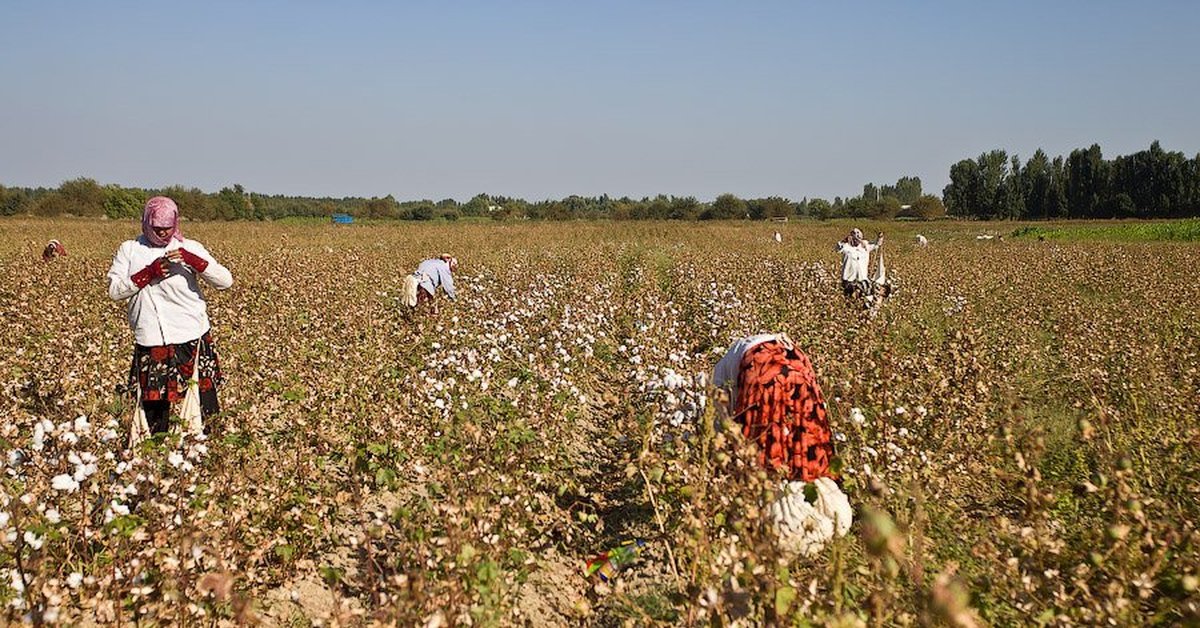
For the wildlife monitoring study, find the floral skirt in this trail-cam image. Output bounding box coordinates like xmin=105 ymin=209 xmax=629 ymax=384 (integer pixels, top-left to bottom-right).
xmin=734 ymin=340 xmax=836 ymax=481
xmin=127 ymin=331 xmax=223 ymax=405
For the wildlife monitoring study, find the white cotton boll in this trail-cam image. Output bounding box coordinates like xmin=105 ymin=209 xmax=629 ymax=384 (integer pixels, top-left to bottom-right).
xmin=849 ymin=408 xmax=866 ymax=426
xmin=45 ymin=509 xmax=60 ymax=524
xmin=7 ymin=451 xmax=23 ymax=467
xmin=10 ymin=568 xmax=25 ymax=592
xmin=73 ymin=462 xmax=97 ymax=482
xmin=31 ymin=424 xmax=45 ymax=452
xmin=51 ymin=474 xmax=79 ymax=492
xmin=0 ymin=512 xmax=8 ymax=527
xmin=109 ymin=501 xmax=130 ymax=517
xmin=507 ymin=378 xmax=519 ymax=388
xmin=22 ymin=531 xmax=43 ymax=550
xmin=66 ymin=572 xmax=83 ymax=589
xmin=894 ymin=406 xmax=906 ymax=415
xmin=167 ymin=452 xmax=184 ymax=468
xmin=59 ymin=432 xmax=79 ymax=446
xmin=73 ymin=416 xmax=91 ymax=433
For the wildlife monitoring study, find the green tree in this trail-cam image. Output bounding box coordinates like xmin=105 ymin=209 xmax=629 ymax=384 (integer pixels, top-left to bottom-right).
xmin=58 ymin=177 xmax=105 ymax=216
xmin=102 ymin=185 xmax=146 ymax=219
xmin=910 ymin=194 xmax=946 ymax=219
xmin=162 ymin=185 xmax=214 ymax=220
xmin=808 ymin=198 xmax=833 ymax=220
xmin=215 ymin=184 xmax=252 ymax=220
xmin=705 ymin=193 xmax=746 ymax=220
xmin=669 ymin=196 xmax=700 ymax=220
xmin=0 ymin=185 xmax=32 ymax=216
xmin=893 ymin=176 xmax=922 ymax=204
xmin=943 ymin=159 xmax=980 ymax=217
xmin=1066 ymin=144 xmax=1107 ymax=218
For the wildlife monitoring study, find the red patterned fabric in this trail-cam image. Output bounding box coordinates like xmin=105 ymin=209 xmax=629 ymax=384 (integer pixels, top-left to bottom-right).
xmin=733 ymin=340 xmax=836 ymax=481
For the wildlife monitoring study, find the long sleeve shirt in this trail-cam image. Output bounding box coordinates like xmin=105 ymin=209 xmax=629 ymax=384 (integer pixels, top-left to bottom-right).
xmin=835 ymin=240 xmax=878 ymax=282
xmin=713 ymin=333 xmax=786 ymax=409
xmin=415 ymin=258 xmax=456 ymax=300
xmin=107 ymin=237 xmax=233 ymax=346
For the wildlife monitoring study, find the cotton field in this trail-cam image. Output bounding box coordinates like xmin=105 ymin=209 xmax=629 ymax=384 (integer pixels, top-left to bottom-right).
xmin=1 ymin=219 xmax=1197 ymax=625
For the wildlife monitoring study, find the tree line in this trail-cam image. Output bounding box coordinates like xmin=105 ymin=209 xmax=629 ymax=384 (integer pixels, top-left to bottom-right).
xmin=943 ymin=141 xmax=1200 ymax=219
xmin=2 ymin=140 xmax=1195 ymax=221
xmin=0 ymin=178 xmax=942 ymax=222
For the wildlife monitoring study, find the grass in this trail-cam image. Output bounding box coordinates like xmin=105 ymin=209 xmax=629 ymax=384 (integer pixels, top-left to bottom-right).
xmin=1011 ymin=218 xmax=1200 ymax=242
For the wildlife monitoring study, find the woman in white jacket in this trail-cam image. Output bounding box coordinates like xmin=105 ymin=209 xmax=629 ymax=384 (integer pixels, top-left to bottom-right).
xmin=835 ymin=228 xmax=883 ymax=299
xmin=107 ymin=196 xmax=233 ymax=434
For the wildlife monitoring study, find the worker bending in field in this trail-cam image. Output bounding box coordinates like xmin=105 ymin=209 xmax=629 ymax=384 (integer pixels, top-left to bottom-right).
xmin=402 ymin=255 xmax=458 ymax=313
xmin=713 ymin=333 xmax=851 ymax=555
xmin=42 ymin=239 xmax=67 ymax=261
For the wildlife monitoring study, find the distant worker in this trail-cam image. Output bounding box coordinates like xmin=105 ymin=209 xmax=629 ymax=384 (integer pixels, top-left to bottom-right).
xmin=42 ymin=239 xmax=67 ymax=261
xmin=916 ymin=234 xmax=928 ymax=247
xmin=403 ymin=255 xmax=458 ymax=312
xmin=835 ymin=228 xmax=883 ymax=299
xmin=106 ymin=197 xmax=233 ymax=435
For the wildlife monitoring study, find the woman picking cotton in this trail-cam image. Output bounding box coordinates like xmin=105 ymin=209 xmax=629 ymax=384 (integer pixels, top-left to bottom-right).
xmin=107 ymin=197 xmax=233 ymax=436
xmin=713 ymin=333 xmax=851 ymax=555
xmin=835 ymin=228 xmax=883 ymax=300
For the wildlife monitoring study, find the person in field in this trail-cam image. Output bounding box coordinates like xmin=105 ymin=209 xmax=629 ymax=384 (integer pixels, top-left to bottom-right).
xmin=835 ymin=228 xmax=883 ymax=299
xmin=713 ymin=333 xmax=851 ymax=555
xmin=402 ymin=255 xmax=458 ymax=312
xmin=106 ymin=197 xmax=233 ymax=434
xmin=42 ymin=239 xmax=67 ymax=261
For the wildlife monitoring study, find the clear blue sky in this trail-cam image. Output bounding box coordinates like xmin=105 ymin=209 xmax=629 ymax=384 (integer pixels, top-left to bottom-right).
xmin=2 ymin=1 xmax=1198 ymax=203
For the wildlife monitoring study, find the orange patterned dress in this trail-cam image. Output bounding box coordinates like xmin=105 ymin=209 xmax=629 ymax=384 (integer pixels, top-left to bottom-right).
xmin=733 ymin=340 xmax=836 ymax=481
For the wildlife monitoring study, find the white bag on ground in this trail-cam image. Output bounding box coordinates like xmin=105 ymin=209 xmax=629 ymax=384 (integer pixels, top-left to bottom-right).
xmin=178 ymin=340 xmax=204 ymax=437
xmin=769 ymin=478 xmax=853 ymax=556
xmin=179 ymin=377 xmax=204 ymax=436
xmin=402 ymin=274 xmax=420 ymax=307
xmin=128 ymin=387 xmax=151 ymax=449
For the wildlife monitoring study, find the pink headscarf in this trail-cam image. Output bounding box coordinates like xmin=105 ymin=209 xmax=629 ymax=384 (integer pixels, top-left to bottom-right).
xmin=142 ymin=196 xmax=184 ymax=246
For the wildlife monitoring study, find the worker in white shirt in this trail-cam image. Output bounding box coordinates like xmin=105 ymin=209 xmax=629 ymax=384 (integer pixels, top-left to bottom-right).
xmin=835 ymin=228 xmax=883 ymax=299
xmin=107 ymin=196 xmax=233 ymax=433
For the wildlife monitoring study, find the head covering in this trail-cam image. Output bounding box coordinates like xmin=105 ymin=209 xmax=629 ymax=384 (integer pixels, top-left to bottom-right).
xmin=142 ymin=196 xmax=183 ymax=246
xmin=440 ymin=254 xmax=458 ymax=272
xmin=850 ymin=228 xmax=863 ymax=240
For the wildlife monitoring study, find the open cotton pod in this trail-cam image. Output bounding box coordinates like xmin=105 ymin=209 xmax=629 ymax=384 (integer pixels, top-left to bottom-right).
xmin=769 ymin=478 xmax=853 ymax=556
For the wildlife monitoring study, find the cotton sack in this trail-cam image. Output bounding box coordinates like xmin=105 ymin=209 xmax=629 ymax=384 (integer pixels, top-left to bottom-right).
xmin=178 ymin=341 xmax=204 ymax=436
xmin=128 ymin=386 xmax=152 ymax=449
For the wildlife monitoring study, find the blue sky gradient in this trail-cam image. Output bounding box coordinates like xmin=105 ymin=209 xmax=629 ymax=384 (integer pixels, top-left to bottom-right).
xmin=2 ymin=1 xmax=1198 ymax=202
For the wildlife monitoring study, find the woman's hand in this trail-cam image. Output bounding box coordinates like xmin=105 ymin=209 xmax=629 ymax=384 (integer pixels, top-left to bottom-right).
xmin=131 ymin=257 xmax=170 ymax=288
xmin=176 ymin=248 xmax=210 ymax=272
